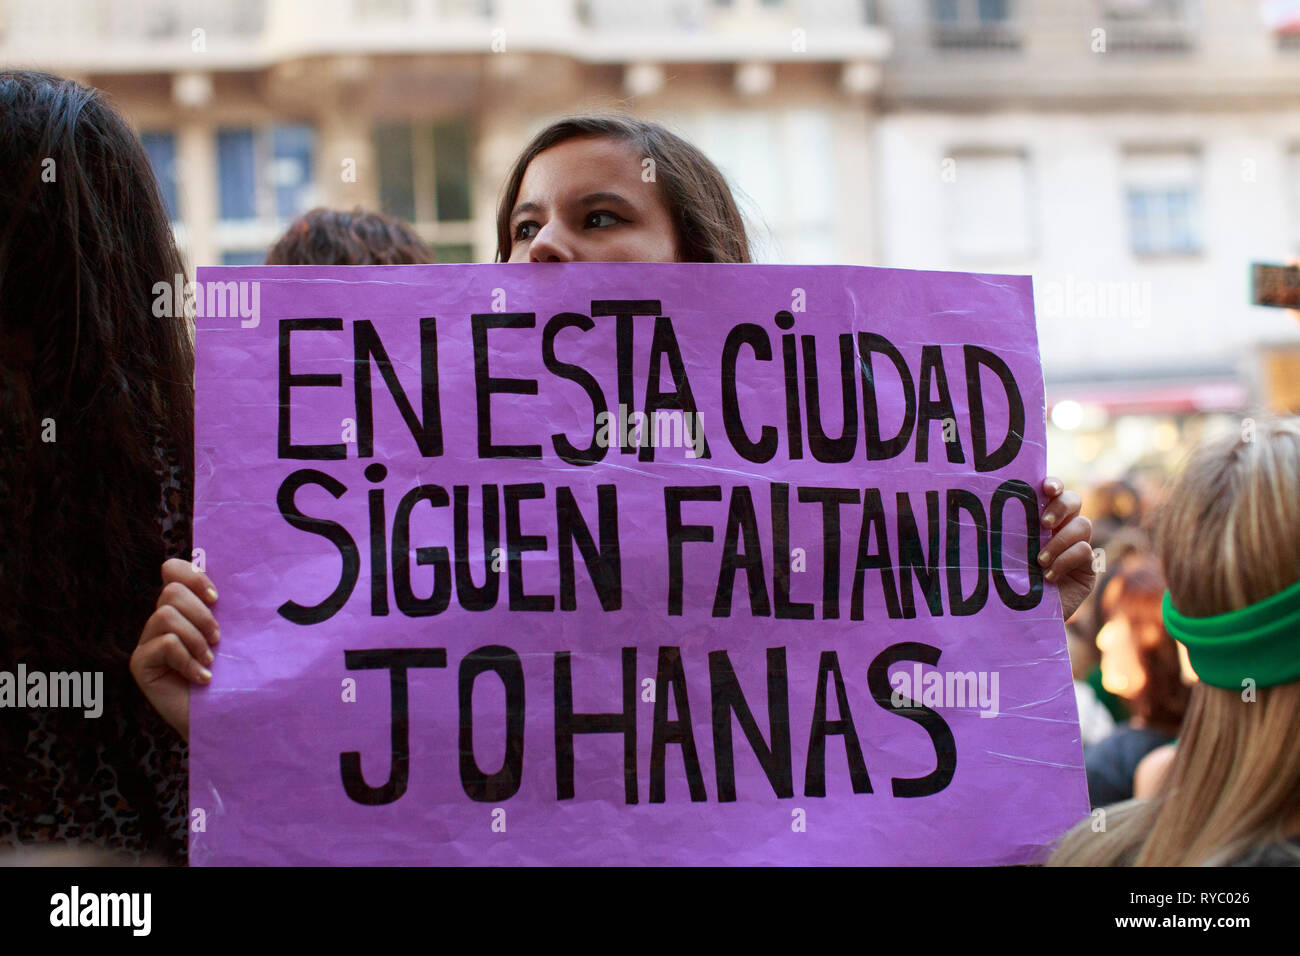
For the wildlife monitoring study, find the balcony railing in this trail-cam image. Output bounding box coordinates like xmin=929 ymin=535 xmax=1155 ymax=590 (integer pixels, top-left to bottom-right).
xmin=7 ymin=0 xmax=266 ymax=42
xmin=576 ymin=0 xmax=878 ymax=32
xmin=930 ymin=21 xmax=1021 ymax=51
xmin=1276 ymin=30 xmax=1300 ymax=51
xmin=0 ymin=0 xmax=888 ymax=69
xmin=1099 ymin=0 xmax=1198 ymax=54
xmin=1102 ymin=21 xmax=1197 ymax=53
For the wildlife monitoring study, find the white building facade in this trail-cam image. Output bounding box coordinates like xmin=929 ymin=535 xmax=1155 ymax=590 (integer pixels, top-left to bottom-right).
xmin=4 ymin=0 xmax=1300 ymax=480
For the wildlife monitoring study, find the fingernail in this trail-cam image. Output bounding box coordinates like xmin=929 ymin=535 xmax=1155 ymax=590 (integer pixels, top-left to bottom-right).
xmin=1042 ymin=514 xmax=1056 ymax=527
xmin=211 ymin=628 xmax=221 ymax=645
xmin=203 ymin=649 xmax=214 ymax=665
xmin=198 ymin=666 xmax=212 ymax=682
xmin=206 ymin=587 xmax=218 ymax=603
xmin=1037 ymin=550 xmax=1050 ymax=566
xmin=1044 ymin=569 xmax=1055 ymax=582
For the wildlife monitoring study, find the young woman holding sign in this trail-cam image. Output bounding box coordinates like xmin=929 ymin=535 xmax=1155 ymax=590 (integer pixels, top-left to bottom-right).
xmin=493 ymin=114 xmax=1095 ymax=611
xmin=134 ymin=116 xmax=1096 ymax=749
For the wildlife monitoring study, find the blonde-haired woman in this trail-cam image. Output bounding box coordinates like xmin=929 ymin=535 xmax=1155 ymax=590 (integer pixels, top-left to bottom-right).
xmin=1050 ymin=416 xmax=1300 ymax=866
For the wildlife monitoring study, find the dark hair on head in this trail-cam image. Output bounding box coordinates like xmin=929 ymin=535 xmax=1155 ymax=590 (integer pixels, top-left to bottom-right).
xmin=0 ymin=71 xmax=193 ymax=851
xmin=495 ymin=114 xmax=751 ymax=264
xmin=266 ymin=206 xmax=436 ymax=265
xmin=0 ymin=70 xmax=193 ymax=668
xmin=1100 ymin=558 xmax=1190 ymax=730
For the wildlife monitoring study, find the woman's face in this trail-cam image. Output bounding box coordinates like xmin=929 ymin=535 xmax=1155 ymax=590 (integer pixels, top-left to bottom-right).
xmin=506 ymin=136 xmax=679 ymax=263
xmin=1096 ymin=614 xmax=1161 ymax=700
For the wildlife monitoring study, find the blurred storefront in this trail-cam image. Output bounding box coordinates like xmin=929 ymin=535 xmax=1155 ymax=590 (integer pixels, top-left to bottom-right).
xmin=1257 ymin=341 xmax=1300 ymax=413
xmin=1045 ymin=366 xmax=1246 ymax=487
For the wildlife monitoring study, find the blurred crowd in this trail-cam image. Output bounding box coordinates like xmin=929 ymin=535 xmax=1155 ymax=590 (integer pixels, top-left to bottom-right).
xmin=1068 ymin=473 xmax=1200 ymax=807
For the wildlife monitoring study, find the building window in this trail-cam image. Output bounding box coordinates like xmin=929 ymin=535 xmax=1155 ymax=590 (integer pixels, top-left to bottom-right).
xmin=1123 ymin=147 xmax=1201 ymax=256
xmin=217 ymin=123 xmax=316 ymax=223
xmin=930 ymin=0 xmax=1019 ymax=50
xmin=435 ymin=244 xmax=475 ymax=263
xmin=216 ymin=123 xmax=318 ymax=262
xmin=374 ymin=124 xmax=416 ymax=224
xmin=141 ymin=131 xmax=179 ymax=222
xmin=271 ymin=124 xmax=316 ymax=220
xmin=221 ymin=250 xmax=268 ymax=266
xmin=353 ymin=0 xmax=417 ymax=18
xmin=675 ymin=108 xmax=837 ymax=263
xmin=217 ymin=128 xmax=258 ymax=221
xmin=373 ymin=118 xmax=475 ymax=261
xmin=1098 ymin=0 xmax=1198 ymax=53
xmin=947 ymin=149 xmax=1033 ymax=261
xmin=104 ymin=0 xmax=264 ymax=39
xmin=432 ymin=119 xmax=472 ymax=222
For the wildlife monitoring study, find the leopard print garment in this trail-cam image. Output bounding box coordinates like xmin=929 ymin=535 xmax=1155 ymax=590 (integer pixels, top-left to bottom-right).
xmin=0 ymin=447 xmax=189 ymax=865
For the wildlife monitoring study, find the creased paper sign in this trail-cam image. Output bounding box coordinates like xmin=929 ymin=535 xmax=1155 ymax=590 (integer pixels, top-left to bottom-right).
xmin=190 ymin=262 xmax=1088 ymax=865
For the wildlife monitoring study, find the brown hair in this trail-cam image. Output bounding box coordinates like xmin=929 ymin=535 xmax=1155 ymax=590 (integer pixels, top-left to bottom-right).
xmin=1050 ymin=417 xmax=1300 ymax=866
xmin=495 ymin=115 xmax=750 ymax=264
xmin=267 ymin=206 xmax=435 ymax=265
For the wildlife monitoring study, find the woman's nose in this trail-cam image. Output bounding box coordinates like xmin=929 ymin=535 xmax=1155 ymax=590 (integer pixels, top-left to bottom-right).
xmin=1095 ymin=623 xmax=1113 ymax=651
xmin=529 ymin=222 xmax=575 ymax=262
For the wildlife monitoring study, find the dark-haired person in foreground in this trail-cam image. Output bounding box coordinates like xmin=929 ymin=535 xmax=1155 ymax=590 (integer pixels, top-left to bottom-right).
xmin=0 ymin=71 xmax=198 ymax=863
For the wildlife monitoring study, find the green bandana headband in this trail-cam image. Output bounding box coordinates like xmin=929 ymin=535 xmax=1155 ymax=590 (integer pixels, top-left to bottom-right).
xmin=1162 ymin=579 xmax=1300 ymax=690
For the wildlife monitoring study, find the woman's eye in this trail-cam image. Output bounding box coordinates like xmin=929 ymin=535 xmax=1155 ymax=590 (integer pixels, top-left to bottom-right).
xmin=514 ymin=221 xmax=539 ymax=241
xmin=585 ymin=211 xmax=622 ymax=229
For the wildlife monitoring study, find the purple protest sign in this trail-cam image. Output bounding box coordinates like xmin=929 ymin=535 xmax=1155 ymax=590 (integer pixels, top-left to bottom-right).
xmin=190 ymin=262 xmax=1089 ymax=865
